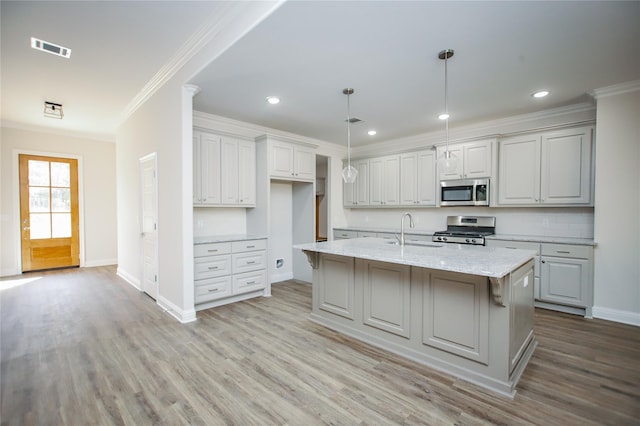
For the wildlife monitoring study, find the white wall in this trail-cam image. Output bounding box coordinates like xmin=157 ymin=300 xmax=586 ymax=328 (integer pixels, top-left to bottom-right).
xmin=346 ymin=207 xmax=594 ymax=239
xmin=269 ymin=182 xmax=293 ymax=282
xmin=0 ymin=126 xmax=117 ymax=276
xmin=592 ymin=87 xmax=640 ymax=325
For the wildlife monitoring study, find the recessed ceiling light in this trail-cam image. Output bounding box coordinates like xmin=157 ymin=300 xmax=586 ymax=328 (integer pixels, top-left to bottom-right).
xmin=438 ymin=113 xmax=450 ymax=120
xmin=532 ymin=91 xmax=549 ymax=98
xmin=31 ymin=37 xmax=71 ymax=59
xmin=265 ymin=96 xmax=280 ymax=105
xmin=367 ymin=130 xmax=377 ymax=136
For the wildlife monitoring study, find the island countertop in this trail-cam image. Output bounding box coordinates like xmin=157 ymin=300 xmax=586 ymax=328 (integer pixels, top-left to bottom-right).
xmin=294 ymin=237 xmax=536 ymax=279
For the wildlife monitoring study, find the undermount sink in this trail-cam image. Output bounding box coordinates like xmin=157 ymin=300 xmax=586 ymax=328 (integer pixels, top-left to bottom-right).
xmin=385 ymin=241 xmax=444 ymax=248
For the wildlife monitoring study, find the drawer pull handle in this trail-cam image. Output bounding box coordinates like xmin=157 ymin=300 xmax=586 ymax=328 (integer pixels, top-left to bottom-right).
xmin=207 ymin=249 xmax=218 ymax=253
xmin=506 ymin=247 xmax=517 ymax=250
xmin=246 ymin=245 xmax=255 ymax=248
xmin=208 ymin=266 xmax=218 ymax=270
xmin=246 ymin=261 xmax=256 ymax=265
xmin=246 ymin=281 xmax=255 ymax=285
xmin=208 ymin=288 xmax=219 ymax=293
xmin=556 ymin=250 xmax=571 ymax=254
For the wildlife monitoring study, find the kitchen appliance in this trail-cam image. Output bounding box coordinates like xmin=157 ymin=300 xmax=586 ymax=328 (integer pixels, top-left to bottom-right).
xmin=440 ymin=178 xmax=489 ymax=206
xmin=432 ymin=215 xmax=495 ymax=245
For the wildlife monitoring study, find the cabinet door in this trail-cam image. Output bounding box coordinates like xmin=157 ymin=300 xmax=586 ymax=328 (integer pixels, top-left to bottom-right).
xmin=417 ymin=150 xmax=436 ymax=206
xmin=196 ymin=133 xmax=221 ymax=205
xmin=400 ymin=153 xmax=418 ymax=205
xmin=343 ymin=173 xmax=356 ymax=207
xmin=354 ymin=159 xmax=369 ymax=205
xmin=369 ymin=157 xmax=384 ymax=205
xmin=237 ymin=140 xmax=256 ymax=205
xmin=362 ymin=260 xmax=411 ymax=338
xmin=463 ymin=140 xmax=492 ymax=179
xmin=540 ymin=128 xmax=592 ymax=205
xmin=498 ymin=135 xmax=541 ymax=205
xmin=220 ymin=138 xmax=239 ymax=204
xmin=437 ymin=144 xmax=464 ymax=180
xmin=382 ymin=155 xmax=400 ymax=205
xmin=540 ymin=256 xmax=589 ymax=307
xmin=269 ymin=140 xmax=295 ymax=178
xmin=294 ymin=146 xmax=316 ymax=180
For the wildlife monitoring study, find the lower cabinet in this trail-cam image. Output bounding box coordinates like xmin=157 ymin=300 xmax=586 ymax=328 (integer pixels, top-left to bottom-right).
xmin=194 ymin=238 xmax=267 ymax=310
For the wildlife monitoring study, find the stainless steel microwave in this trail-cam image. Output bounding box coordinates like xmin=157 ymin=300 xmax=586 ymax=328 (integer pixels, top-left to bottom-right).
xmin=440 ymin=178 xmax=489 ymax=206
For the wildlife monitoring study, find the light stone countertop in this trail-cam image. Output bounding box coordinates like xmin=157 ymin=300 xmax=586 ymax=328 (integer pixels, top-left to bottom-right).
xmin=294 ymin=237 xmax=536 ymax=279
xmin=194 ymin=234 xmax=267 ymax=244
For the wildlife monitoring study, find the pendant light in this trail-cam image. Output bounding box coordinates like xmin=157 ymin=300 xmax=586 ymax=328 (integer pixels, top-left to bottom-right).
xmin=437 ymin=49 xmax=458 ymax=174
xmin=341 ymin=88 xmax=358 ymax=183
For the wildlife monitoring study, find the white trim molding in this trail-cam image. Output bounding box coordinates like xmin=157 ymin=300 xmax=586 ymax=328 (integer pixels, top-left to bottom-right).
xmin=157 ymin=295 xmax=197 ymax=324
xmin=117 ymin=267 xmax=141 ymax=291
xmin=592 ymin=306 xmax=640 ymax=327
xmin=591 ymin=80 xmax=640 ymax=99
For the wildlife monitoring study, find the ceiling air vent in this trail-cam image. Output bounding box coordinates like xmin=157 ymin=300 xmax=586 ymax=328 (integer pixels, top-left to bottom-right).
xmin=31 ymin=37 xmax=71 ymax=59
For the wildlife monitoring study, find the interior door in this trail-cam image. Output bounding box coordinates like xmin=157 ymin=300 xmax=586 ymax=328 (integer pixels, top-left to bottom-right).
xmin=140 ymin=153 xmax=158 ymax=299
xmin=19 ymin=154 xmax=79 ymax=272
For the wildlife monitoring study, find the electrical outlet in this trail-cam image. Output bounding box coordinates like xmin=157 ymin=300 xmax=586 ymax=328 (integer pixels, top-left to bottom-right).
xmin=276 ymin=259 xmax=284 ymax=268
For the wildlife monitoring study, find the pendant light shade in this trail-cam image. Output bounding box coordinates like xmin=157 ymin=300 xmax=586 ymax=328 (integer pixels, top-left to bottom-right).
xmin=437 ymin=49 xmax=458 ymax=174
xmin=341 ymin=88 xmax=358 ymax=183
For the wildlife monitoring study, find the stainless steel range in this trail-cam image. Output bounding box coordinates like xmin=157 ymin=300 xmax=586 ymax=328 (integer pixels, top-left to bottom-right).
xmin=432 ymin=216 xmax=496 ymax=246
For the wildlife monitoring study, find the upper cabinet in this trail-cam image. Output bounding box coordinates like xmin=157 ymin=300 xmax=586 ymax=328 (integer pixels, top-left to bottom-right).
xmin=268 ymin=139 xmax=316 ymax=181
xmin=400 ymin=150 xmax=436 ymax=206
xmin=193 ymin=130 xmax=256 ymax=208
xmin=370 ymin=155 xmax=400 ymax=206
xmin=437 ymin=139 xmax=493 ymax=181
xmin=193 ymin=131 xmax=221 ymax=206
xmin=498 ymin=126 xmax=593 ymax=206
xmin=343 ymin=159 xmax=370 ymax=207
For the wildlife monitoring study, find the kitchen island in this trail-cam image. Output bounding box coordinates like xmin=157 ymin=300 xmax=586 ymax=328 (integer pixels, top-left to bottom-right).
xmin=294 ymin=238 xmax=537 ymax=397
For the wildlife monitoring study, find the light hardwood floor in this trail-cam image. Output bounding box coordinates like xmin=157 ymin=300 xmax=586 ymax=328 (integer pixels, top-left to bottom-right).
xmin=1 ymin=266 xmax=639 ymax=425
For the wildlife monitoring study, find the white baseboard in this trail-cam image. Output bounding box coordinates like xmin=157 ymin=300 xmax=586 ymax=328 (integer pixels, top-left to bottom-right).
xmin=84 ymin=258 xmax=117 ymax=267
xmin=157 ymin=295 xmax=197 ymax=323
xmin=270 ymin=271 xmax=293 ymax=284
xmin=1 ymin=267 xmax=20 ymax=278
xmin=592 ymin=306 xmax=640 ymax=327
xmin=116 ymin=267 xmax=141 ymax=291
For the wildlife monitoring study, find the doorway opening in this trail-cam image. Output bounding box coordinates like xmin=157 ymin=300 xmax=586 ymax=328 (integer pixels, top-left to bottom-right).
xmin=19 ymin=154 xmax=80 ymax=272
xmin=315 ymin=155 xmax=329 ymax=242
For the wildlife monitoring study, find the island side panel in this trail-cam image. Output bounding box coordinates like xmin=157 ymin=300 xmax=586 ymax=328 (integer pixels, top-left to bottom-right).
xmin=509 ymin=259 xmax=536 ymax=373
xmin=313 ymin=253 xmax=355 ymax=320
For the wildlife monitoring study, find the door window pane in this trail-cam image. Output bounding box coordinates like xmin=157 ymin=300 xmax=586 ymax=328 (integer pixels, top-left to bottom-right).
xmin=28 ymin=160 xmax=49 ymax=186
xmin=51 ymin=162 xmax=70 ymax=187
xmin=30 ymin=213 xmax=51 ymax=239
xmin=29 ymin=187 xmax=50 ymax=212
xmin=51 ymin=188 xmax=71 ymax=212
xmin=52 ymin=213 xmax=71 ymax=238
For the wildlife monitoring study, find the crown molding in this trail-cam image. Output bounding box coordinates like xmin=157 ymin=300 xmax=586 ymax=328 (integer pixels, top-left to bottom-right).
xmin=119 ymin=2 xmax=285 ymax=127
xmin=591 ymin=80 xmax=640 ymax=99
xmin=1 ymin=120 xmax=115 ymax=143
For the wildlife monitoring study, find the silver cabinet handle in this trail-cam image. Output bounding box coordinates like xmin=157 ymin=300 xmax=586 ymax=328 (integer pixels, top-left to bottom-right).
xmin=208 ymin=288 xmax=219 ymax=292
xmin=208 ymin=266 xmax=218 ymax=270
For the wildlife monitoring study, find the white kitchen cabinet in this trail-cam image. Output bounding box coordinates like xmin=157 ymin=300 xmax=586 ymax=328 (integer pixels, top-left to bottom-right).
xmin=370 ymin=155 xmax=400 ymax=206
xmin=437 ymin=139 xmax=493 ymax=181
xmin=193 ymin=131 xmax=221 ymax=206
xmin=269 ymin=139 xmax=316 ymax=181
xmin=343 ymin=159 xmax=369 ymax=207
xmin=540 ymin=243 xmax=593 ymax=313
xmin=498 ymin=126 xmax=593 ymax=206
xmin=194 ymin=130 xmax=255 ymax=207
xmin=400 ymin=150 xmax=436 ymax=206
xmin=194 ymin=238 xmax=268 ymax=310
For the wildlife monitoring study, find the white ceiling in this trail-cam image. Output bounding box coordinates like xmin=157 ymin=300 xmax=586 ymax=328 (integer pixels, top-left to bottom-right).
xmin=2 ymin=1 xmax=639 ymax=145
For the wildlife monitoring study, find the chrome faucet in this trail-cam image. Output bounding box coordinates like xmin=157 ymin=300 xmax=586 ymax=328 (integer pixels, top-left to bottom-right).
xmin=399 ymin=212 xmax=414 ymax=246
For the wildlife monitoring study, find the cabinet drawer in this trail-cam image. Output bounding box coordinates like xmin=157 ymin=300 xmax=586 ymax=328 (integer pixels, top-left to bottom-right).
xmin=232 ymin=251 xmax=267 ymax=274
xmin=541 ymin=243 xmax=590 ymax=259
xmin=357 ymin=231 xmax=377 ymax=238
xmin=194 ymin=255 xmax=232 ymax=279
xmin=231 ymin=239 xmax=267 ymax=253
xmin=194 ymin=242 xmax=232 ymax=257
xmin=486 ymin=240 xmax=540 ymax=253
xmin=195 ymin=276 xmax=232 ymax=303
xmin=233 ymin=270 xmax=267 ymax=294
xmin=334 ymin=230 xmax=357 ymax=239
